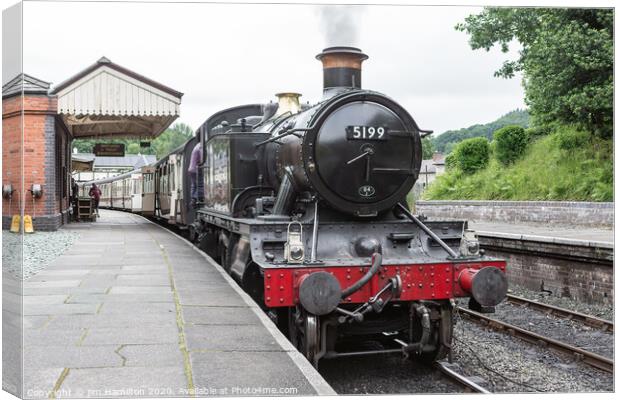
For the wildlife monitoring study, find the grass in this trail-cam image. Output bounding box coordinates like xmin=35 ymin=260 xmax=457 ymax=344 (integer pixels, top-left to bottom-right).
xmin=423 ymin=127 xmax=613 ymax=202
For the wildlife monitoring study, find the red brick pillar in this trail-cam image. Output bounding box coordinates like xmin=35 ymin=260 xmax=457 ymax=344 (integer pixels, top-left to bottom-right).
xmin=2 ymin=93 xmax=60 ymax=230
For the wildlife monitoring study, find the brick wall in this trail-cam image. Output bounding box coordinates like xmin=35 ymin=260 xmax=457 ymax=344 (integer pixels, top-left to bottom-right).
xmin=2 ymin=96 xmax=23 ymax=220
xmin=2 ymin=93 xmax=71 ymax=231
xmin=479 ymin=235 xmax=613 ymax=305
xmin=416 ymin=200 xmax=614 ymax=228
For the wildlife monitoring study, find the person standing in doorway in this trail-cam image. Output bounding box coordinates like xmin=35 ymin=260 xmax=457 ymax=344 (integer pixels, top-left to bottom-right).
xmin=89 ymin=183 xmax=102 ymax=217
xmin=188 ymin=142 xmax=203 ymax=208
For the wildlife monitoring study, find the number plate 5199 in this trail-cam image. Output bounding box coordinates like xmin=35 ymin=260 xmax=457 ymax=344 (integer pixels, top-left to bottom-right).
xmin=346 ymin=126 xmax=389 ymax=141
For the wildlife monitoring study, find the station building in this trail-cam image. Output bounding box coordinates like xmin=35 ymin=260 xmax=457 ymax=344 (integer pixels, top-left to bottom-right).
xmin=72 ymin=152 xmax=157 ymax=182
xmin=2 ymin=57 xmax=183 ymax=231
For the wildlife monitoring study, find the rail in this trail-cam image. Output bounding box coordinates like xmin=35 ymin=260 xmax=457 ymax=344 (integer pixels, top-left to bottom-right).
xmin=505 ymin=294 xmax=613 ymax=333
xmin=458 ymin=307 xmax=614 ymax=373
xmin=434 ymin=361 xmax=491 ymax=394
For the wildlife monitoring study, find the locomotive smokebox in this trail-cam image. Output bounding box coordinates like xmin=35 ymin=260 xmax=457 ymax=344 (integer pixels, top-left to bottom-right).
xmin=316 ymin=46 xmax=368 ymax=92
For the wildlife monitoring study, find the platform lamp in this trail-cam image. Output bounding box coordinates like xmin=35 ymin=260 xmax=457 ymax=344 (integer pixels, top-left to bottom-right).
xmin=3 ymin=183 xmax=21 ymax=233
xmin=27 ymin=184 xmax=43 ymax=232
xmin=3 ymin=184 xmax=14 ymax=213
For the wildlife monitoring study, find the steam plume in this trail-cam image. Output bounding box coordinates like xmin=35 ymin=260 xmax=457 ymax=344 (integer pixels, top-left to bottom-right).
xmin=317 ymin=5 xmax=366 ymax=47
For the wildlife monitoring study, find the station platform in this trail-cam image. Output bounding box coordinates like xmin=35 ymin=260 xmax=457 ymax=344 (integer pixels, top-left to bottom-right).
xmin=10 ymin=209 xmax=334 ymax=398
xmin=470 ymin=221 xmax=613 ymax=246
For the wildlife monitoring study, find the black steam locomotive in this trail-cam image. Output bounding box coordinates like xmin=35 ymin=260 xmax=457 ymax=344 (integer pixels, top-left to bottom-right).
xmin=83 ymin=47 xmax=508 ymax=368
xmin=191 ymin=47 xmax=508 ymax=367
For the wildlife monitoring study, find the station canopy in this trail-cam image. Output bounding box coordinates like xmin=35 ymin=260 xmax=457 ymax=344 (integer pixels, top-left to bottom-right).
xmin=51 ymin=57 xmax=183 ymax=139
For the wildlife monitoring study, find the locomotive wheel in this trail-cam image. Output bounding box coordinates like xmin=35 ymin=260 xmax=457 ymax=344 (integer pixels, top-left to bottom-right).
xmin=289 ymin=307 xmax=321 ymax=368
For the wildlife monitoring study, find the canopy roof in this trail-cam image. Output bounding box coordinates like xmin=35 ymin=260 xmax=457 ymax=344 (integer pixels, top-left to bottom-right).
xmin=2 ymin=73 xmax=51 ymax=98
xmin=52 ymin=57 xmax=183 ymax=139
xmin=71 ymin=154 xmax=95 ymax=172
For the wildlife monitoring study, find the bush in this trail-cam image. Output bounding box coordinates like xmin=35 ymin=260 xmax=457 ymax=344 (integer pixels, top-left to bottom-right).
xmin=556 ymin=126 xmax=590 ymax=151
xmin=424 ymin=131 xmax=612 ymax=202
xmin=453 ymin=137 xmax=490 ymax=174
xmin=444 ymin=152 xmax=456 ymax=170
xmin=493 ymin=125 xmax=529 ymax=165
xmin=525 ymin=124 xmax=553 ymax=140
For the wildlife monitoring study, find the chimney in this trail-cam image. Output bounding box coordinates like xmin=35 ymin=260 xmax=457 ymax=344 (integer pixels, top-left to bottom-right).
xmin=316 ymin=46 xmax=368 ymax=93
xmin=274 ymin=92 xmax=302 ymax=116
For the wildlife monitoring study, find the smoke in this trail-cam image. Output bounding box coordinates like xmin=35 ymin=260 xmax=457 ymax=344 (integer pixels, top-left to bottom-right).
xmin=317 ymin=5 xmax=366 ymax=47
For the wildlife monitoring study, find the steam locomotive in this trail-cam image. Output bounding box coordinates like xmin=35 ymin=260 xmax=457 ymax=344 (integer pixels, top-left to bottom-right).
xmin=82 ymin=47 xmax=508 ymax=368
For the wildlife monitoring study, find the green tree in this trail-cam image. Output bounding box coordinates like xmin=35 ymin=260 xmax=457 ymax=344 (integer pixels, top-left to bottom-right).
xmin=422 ymin=137 xmax=434 ymax=159
xmin=493 ymin=125 xmax=529 ymax=165
xmin=453 ymin=137 xmax=490 ymax=174
xmin=432 ymin=109 xmax=529 ymax=153
xmin=456 ymin=8 xmax=613 ymax=137
xmin=151 ymin=122 xmax=194 ymax=158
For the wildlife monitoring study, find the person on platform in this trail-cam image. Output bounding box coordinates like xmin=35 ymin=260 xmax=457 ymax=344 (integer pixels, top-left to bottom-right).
xmin=71 ymin=178 xmax=79 ymax=203
xmin=188 ymin=142 xmax=203 ymax=208
xmin=71 ymin=178 xmax=80 ymax=221
xmin=89 ymin=183 xmax=102 ymax=217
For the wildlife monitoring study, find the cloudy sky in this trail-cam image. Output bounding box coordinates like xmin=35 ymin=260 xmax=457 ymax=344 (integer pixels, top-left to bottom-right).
xmin=15 ymin=0 xmax=531 ymax=135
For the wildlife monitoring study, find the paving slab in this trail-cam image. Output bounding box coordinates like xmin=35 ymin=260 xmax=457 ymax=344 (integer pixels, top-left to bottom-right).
xmin=22 ymin=295 xmax=69 ymax=305
xmin=81 ymin=326 xmax=179 ymax=345
xmin=470 ymin=221 xmax=613 ymax=244
xmin=182 ymin=306 xmax=262 ymax=325
xmin=108 ymin=286 xmax=172 ymax=294
xmin=44 ymin=313 xmax=177 ymax=330
xmin=67 ymin=293 xmax=174 ymax=304
xmin=190 ymin=351 xmax=317 ymax=395
xmin=23 ymin=368 xmax=65 ymax=399
xmin=177 ymin=290 xmax=248 ymax=307
xmin=16 ymin=209 xmax=333 ymax=398
xmin=25 ymin=329 xmax=86 ymax=346
xmin=57 ymin=366 xmax=189 ymax=398
xmin=118 ymin=344 xmax=185 ymax=367
xmin=97 ymin=302 xmax=177 ymax=315
xmin=23 ymin=303 xmax=100 ymax=316
xmin=22 ymin=287 xmax=108 ymax=296
xmin=185 ymin=324 xmax=281 ymax=351
xmin=23 ymin=280 xmax=83 ymax=289
xmin=24 ymin=345 xmax=123 ymax=368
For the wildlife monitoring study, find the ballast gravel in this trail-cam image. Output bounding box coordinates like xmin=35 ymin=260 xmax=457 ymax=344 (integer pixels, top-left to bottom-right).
xmin=451 ymin=314 xmax=613 ymax=393
xmin=489 ymin=301 xmax=614 ymax=359
xmin=508 ymin=284 xmax=613 ymax=321
xmin=2 ymin=230 xmax=80 ymax=280
xmin=319 ymin=351 xmax=461 ymax=394
xmin=320 ymin=314 xmax=613 ymax=394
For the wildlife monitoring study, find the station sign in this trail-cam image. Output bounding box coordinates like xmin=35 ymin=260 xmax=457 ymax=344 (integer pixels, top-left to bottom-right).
xmin=93 ymin=143 xmax=125 ymax=157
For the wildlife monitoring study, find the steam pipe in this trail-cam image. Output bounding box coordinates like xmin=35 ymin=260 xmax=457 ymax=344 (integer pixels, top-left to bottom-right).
xmin=396 ymin=203 xmax=459 ymax=258
xmin=272 ymin=169 xmax=296 ymax=215
xmin=310 ymin=200 xmax=319 ymax=262
xmin=341 ymin=252 xmax=382 ymax=299
xmin=403 ymin=304 xmax=431 ymax=355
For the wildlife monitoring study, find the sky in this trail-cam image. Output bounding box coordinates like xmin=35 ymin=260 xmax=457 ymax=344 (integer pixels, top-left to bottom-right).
xmin=13 ymin=0 xmax=533 ymax=135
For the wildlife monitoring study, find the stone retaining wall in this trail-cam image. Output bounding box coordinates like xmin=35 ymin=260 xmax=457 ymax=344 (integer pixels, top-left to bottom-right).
xmin=479 ymin=234 xmax=613 ymax=305
xmin=416 ymin=201 xmax=614 ymax=228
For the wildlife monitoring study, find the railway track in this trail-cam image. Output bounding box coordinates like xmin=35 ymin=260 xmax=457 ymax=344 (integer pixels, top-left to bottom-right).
xmin=458 ymin=306 xmax=614 ymax=373
xmin=505 ymin=294 xmax=614 ymax=332
xmin=434 ymin=361 xmax=491 ymax=394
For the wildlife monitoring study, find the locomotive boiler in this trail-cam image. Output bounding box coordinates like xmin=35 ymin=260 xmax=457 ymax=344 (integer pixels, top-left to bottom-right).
xmin=192 ymin=47 xmax=508 ymax=367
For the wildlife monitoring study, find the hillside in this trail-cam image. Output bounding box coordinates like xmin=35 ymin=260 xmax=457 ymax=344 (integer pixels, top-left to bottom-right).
xmin=424 ymin=127 xmax=613 ymax=202
xmin=432 ymin=110 xmax=530 ymax=153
